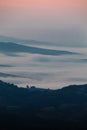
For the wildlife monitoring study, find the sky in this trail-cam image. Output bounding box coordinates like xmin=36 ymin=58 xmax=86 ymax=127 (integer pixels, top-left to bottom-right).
xmin=0 ymin=0 xmax=87 ymax=45
xmin=0 ymin=0 xmax=87 ymax=88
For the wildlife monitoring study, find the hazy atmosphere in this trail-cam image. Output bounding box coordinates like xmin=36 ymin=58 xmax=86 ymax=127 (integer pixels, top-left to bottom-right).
xmin=0 ymin=0 xmax=87 ymax=89
xmin=0 ymin=0 xmax=86 ymax=43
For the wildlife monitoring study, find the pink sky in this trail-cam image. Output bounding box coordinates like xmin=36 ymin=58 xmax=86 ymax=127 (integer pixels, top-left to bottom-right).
xmin=0 ymin=0 xmax=86 ymax=11
xmin=0 ymin=0 xmax=86 ymax=42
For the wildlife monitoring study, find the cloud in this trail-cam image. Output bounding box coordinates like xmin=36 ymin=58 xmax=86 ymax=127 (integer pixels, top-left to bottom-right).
xmin=68 ymin=77 xmax=87 ymax=83
xmin=0 ymin=42 xmax=78 ymax=56
xmin=78 ymin=59 xmax=87 ymax=63
xmin=34 ymin=57 xmax=51 ymax=63
xmin=0 ymin=72 xmax=20 ymax=78
xmin=0 ymin=64 xmax=12 ymax=67
xmin=0 ymin=71 xmax=52 ymax=81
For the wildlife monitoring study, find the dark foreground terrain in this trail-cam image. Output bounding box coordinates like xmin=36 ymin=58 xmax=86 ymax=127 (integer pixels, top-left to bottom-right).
xmin=0 ymin=80 xmax=87 ymax=129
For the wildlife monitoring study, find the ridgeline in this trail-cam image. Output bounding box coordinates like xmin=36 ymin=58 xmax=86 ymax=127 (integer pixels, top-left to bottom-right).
xmin=0 ymin=80 xmax=87 ymax=129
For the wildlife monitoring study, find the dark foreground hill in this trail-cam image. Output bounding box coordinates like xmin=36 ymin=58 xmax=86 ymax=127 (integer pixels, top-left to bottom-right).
xmin=0 ymin=80 xmax=87 ymax=129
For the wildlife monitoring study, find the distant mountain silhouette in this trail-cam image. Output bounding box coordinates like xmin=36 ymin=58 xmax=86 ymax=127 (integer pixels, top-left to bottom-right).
xmin=0 ymin=42 xmax=78 ymax=56
xmin=0 ymin=80 xmax=87 ymax=129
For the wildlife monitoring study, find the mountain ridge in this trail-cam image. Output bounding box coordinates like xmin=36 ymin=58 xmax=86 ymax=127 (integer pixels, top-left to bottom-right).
xmin=0 ymin=80 xmax=87 ymax=129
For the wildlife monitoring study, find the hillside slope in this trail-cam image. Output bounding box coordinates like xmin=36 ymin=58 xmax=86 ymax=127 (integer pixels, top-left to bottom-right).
xmin=0 ymin=80 xmax=87 ymax=129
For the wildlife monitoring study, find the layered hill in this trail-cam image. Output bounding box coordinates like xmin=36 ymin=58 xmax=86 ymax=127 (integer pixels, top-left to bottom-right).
xmin=0 ymin=80 xmax=87 ymax=129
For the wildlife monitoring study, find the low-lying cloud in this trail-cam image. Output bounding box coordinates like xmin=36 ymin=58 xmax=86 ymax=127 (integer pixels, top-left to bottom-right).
xmin=0 ymin=42 xmax=78 ymax=56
